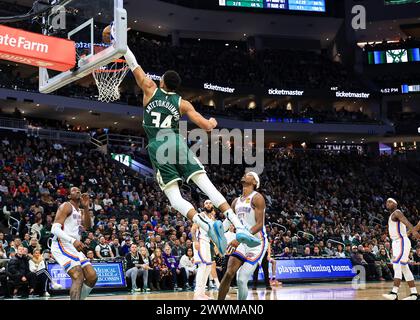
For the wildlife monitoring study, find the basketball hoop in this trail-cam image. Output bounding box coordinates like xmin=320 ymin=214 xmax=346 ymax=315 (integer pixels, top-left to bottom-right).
xmin=92 ymin=58 xmax=129 ymax=103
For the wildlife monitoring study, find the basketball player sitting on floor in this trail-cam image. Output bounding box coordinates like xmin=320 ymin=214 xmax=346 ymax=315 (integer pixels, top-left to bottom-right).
xmin=383 ymin=198 xmax=420 ymax=300
xmin=218 ymin=172 xmax=267 ymax=300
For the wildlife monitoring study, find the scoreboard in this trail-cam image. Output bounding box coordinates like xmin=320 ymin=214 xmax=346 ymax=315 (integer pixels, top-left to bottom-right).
xmin=218 ymin=0 xmax=326 ymax=12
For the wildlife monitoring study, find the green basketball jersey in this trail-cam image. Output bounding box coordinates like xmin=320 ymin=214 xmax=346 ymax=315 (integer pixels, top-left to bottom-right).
xmin=143 ymin=88 xmax=182 ymax=140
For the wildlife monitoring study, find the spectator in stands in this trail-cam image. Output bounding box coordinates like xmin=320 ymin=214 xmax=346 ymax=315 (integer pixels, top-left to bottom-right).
xmin=110 ymin=238 xmax=121 ymax=258
xmin=178 ymin=247 xmax=196 ymax=288
xmin=0 ymin=258 xmax=10 ymax=298
xmin=27 ymin=237 xmax=41 ymax=257
xmin=0 ymin=242 xmax=7 ymax=259
xmin=323 ymin=242 xmax=335 ymax=256
xmin=28 ymin=249 xmax=52 ymax=297
xmin=30 ymin=217 xmax=43 ymax=239
xmin=171 ymin=239 xmax=185 ymax=258
xmin=410 ymin=246 xmax=420 ymax=279
xmin=138 ymin=246 xmax=151 ymax=292
xmin=120 ymin=237 xmax=132 ymax=256
xmin=150 ymin=247 xmax=171 ymax=290
xmin=86 ymin=250 xmax=95 ymax=261
xmin=163 ymin=244 xmax=187 ymax=290
xmin=95 ymin=236 xmax=114 ymax=259
xmin=350 ymin=246 xmax=368 ymax=268
xmin=362 ymin=244 xmax=383 ymax=281
xmin=7 ymin=246 xmax=33 ymax=298
xmin=313 ymin=246 xmax=321 ymax=257
xmin=0 ymin=234 xmax=8 ymax=251
xmin=303 ymin=246 xmax=312 ymax=257
xmin=279 ymin=247 xmax=292 ymax=258
xmin=336 ymin=244 xmax=346 ymax=258
xmin=125 ymin=244 xmax=143 ymax=293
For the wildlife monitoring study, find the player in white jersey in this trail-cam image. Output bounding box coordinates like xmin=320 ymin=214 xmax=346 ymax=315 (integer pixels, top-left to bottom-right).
xmin=50 ymin=187 xmax=97 ymax=300
xmin=382 ymin=198 xmax=420 ymax=301
xmin=218 ymin=172 xmax=267 ymax=300
xmin=191 ymin=200 xmax=213 ymax=300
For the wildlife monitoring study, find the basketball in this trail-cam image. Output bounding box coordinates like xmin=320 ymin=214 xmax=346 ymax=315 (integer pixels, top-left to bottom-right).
xmin=102 ymin=25 xmax=112 ymax=44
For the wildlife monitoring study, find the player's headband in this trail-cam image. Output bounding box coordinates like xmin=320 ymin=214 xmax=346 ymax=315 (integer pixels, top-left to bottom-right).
xmin=387 ymin=198 xmax=397 ymax=205
xmin=247 ymin=171 xmax=260 ymax=189
xmin=204 ymin=200 xmax=212 ymax=206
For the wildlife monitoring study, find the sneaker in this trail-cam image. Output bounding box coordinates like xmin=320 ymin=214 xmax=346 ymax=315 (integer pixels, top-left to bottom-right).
xmin=51 ymin=282 xmax=63 ymax=290
xmin=383 ymin=292 xmax=398 ymax=300
xmin=208 ymin=220 xmax=227 ymax=255
xmin=131 ymin=288 xmax=141 ymax=294
xmin=143 ymin=288 xmax=151 ymax=292
xmin=43 ymin=292 xmax=51 ymax=297
xmin=236 ymin=227 xmax=260 ymax=248
xmin=402 ymin=294 xmax=419 ymax=300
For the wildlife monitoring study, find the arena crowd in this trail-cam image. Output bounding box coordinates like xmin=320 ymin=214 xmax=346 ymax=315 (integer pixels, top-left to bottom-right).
xmin=0 ymin=134 xmax=419 ymax=297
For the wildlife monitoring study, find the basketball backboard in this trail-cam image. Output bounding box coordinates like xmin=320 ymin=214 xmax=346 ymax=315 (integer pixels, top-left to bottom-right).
xmin=39 ymin=0 xmax=127 ymax=94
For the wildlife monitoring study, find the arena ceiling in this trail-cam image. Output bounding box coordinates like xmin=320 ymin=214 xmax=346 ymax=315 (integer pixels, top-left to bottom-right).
xmin=3 ymin=0 xmax=419 ymax=45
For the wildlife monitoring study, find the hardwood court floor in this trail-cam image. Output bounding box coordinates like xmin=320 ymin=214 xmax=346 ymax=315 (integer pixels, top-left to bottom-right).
xmin=45 ymin=281 xmax=419 ymax=300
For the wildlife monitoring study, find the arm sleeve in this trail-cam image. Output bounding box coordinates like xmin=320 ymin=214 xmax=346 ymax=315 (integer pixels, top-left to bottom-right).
xmin=51 ymin=223 xmax=76 ymax=244
xmin=124 ymin=47 xmax=140 ymax=72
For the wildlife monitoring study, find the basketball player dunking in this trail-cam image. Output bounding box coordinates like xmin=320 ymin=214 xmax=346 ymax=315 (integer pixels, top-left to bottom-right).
xmin=383 ymin=198 xmax=420 ymax=300
xmin=123 ymin=47 xmax=260 ymax=256
xmin=218 ymin=172 xmax=267 ymax=300
xmin=51 ymin=187 xmax=97 ymax=300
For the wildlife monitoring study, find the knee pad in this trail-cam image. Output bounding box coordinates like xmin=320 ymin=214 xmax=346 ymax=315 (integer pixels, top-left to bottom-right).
xmin=393 ymin=263 xmax=402 ymax=280
xmin=191 ymin=173 xmax=226 ymax=208
xmin=402 ymin=265 xmax=414 ymax=282
xmin=164 ymin=183 xmax=194 ymax=217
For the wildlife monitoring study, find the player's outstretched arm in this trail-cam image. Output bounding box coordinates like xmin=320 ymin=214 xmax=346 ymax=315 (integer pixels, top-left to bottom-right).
xmin=124 ymin=47 xmax=157 ymax=97
xmin=249 ymin=193 xmax=266 ymax=235
xmin=180 ymin=99 xmax=217 ymax=131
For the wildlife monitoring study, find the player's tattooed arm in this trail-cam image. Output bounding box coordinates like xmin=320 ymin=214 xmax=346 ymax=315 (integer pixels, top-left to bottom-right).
xmin=249 ymin=193 xmax=266 ymax=235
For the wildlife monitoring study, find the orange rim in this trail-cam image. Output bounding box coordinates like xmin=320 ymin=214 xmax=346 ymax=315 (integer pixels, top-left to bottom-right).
xmin=94 ymin=59 xmax=128 ymax=73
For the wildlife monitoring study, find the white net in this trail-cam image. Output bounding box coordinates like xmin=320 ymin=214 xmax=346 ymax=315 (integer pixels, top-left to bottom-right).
xmin=92 ymin=59 xmax=129 ymax=103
